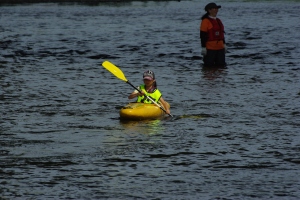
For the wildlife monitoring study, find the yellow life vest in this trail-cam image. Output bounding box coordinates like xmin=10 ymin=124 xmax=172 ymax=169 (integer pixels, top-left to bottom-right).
xmin=137 ymin=84 xmax=162 ymax=104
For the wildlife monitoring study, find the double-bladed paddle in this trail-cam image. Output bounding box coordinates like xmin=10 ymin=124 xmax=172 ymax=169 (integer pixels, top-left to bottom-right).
xmin=102 ymin=61 xmax=173 ymax=117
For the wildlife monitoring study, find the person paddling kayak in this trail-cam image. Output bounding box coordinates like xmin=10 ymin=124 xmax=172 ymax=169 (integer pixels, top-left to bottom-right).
xmin=128 ymin=70 xmax=171 ymax=115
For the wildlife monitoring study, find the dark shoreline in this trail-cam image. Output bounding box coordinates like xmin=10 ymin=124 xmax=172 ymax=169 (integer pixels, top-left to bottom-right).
xmin=0 ymin=0 xmax=180 ymax=5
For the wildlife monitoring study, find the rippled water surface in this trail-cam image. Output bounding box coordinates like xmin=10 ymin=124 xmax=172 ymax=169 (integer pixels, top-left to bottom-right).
xmin=1 ymin=0 xmax=300 ymax=199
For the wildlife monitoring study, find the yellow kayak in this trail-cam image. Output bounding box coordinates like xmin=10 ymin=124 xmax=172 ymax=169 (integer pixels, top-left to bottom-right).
xmin=120 ymin=102 xmax=170 ymax=120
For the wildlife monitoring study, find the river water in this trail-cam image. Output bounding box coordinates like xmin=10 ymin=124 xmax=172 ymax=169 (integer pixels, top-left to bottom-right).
xmin=1 ymin=0 xmax=300 ymax=199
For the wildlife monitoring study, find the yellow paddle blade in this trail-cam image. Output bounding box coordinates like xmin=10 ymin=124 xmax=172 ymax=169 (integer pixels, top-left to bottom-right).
xmin=102 ymin=61 xmax=128 ymax=82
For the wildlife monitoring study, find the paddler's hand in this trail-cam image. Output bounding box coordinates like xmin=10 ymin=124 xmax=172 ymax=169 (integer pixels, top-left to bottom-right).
xmin=137 ymin=91 xmax=144 ymax=96
xmin=165 ymin=108 xmax=171 ymax=115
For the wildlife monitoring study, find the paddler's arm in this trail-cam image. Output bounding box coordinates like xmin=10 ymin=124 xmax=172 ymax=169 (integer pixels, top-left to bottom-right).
xmin=128 ymin=90 xmax=144 ymax=99
xmin=159 ymin=97 xmax=170 ymax=115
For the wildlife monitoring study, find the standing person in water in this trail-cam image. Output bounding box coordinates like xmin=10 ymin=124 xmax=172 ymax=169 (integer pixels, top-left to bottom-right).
xmin=128 ymin=70 xmax=171 ymax=115
xmin=200 ymin=2 xmax=227 ymax=67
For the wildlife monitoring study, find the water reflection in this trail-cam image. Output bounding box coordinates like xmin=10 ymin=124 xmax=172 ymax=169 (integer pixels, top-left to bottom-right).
xmin=120 ymin=119 xmax=164 ymax=135
xmin=201 ymin=65 xmax=228 ymax=80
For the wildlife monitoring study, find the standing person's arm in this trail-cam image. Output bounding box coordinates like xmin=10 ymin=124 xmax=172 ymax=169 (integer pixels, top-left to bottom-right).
xmin=200 ymin=31 xmax=208 ymax=47
xmin=200 ymin=19 xmax=209 ymax=55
